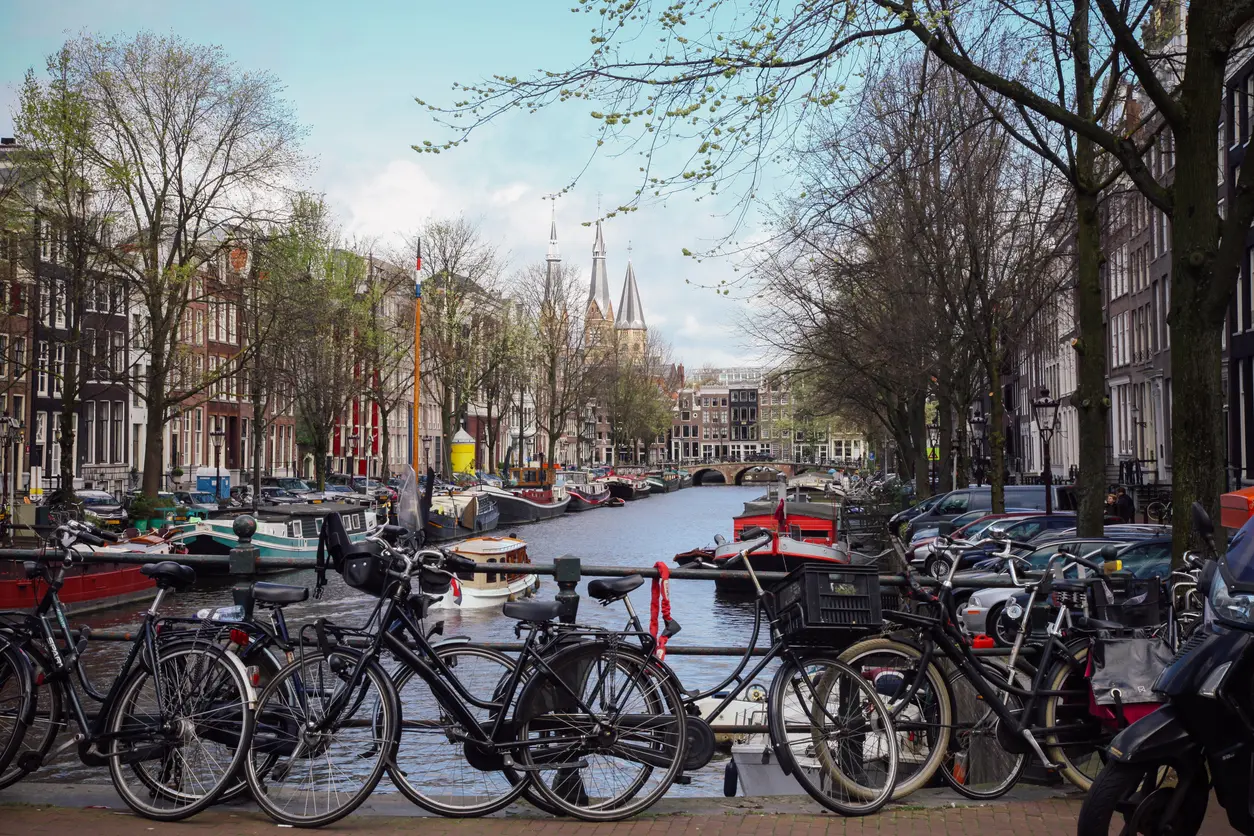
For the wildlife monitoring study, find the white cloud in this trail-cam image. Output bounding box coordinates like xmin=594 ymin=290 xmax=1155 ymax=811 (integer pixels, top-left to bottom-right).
xmin=489 ymin=182 xmax=531 ymax=206
xmin=332 ymin=159 xmax=446 ymax=246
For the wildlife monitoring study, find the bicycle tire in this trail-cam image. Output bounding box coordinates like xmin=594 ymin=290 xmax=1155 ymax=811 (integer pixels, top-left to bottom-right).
xmin=245 ymin=647 xmax=397 ymax=827
xmin=837 ymin=635 xmax=951 ymax=800
xmin=389 ymin=644 xmax=532 ymax=817
xmin=0 ymin=642 xmax=65 ymax=790
xmin=219 ymin=643 xmax=288 ymax=803
xmin=768 ymin=652 xmax=899 ymax=816
xmin=0 ymin=642 xmax=33 ymax=784
xmin=514 ymin=640 xmax=686 ymax=821
xmin=940 ymin=661 xmax=1028 ymax=799
xmin=1041 ymin=645 xmax=1108 ymax=791
xmin=106 ymin=642 xmax=254 ymax=821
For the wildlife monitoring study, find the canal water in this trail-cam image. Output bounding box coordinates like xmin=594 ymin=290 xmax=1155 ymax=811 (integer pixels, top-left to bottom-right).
xmin=39 ymin=484 xmax=773 ymax=796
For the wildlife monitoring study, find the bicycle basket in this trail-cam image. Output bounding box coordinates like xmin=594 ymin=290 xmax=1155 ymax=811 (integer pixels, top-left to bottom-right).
xmin=340 ymin=540 xmax=398 ymax=598
xmin=418 ymin=565 xmax=452 ymax=595
xmin=773 ymin=564 xmax=882 ymax=644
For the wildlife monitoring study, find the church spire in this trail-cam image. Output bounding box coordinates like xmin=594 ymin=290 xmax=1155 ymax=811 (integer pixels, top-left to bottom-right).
xmin=544 ymin=201 xmax=560 ymax=303
xmin=615 ymin=258 xmax=646 ymax=331
xmin=587 ymin=219 xmax=614 ymax=322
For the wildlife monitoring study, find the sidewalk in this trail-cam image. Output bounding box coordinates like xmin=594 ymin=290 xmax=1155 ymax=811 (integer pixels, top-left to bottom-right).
xmin=0 ymin=785 xmax=1238 ymax=835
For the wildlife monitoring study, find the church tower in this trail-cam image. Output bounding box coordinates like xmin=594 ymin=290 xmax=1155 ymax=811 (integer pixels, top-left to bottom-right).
xmin=585 ymin=219 xmax=615 ymax=345
xmin=615 ymin=258 xmax=647 ymax=356
xmin=544 ymin=206 xmax=560 ymax=305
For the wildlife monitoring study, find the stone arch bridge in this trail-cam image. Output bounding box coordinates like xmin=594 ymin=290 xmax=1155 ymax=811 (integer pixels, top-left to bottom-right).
xmin=689 ymin=462 xmax=815 ymax=486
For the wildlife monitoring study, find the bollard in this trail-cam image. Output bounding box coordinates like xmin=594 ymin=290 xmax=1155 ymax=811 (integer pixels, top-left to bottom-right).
xmin=553 ymin=554 xmax=581 ymax=623
xmin=228 ymin=515 xmax=260 ymax=576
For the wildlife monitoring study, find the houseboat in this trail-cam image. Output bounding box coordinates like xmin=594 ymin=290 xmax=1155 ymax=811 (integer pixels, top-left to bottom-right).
xmin=424 ymin=490 xmax=500 ymax=542
xmin=563 ymin=470 xmax=613 ymax=511
xmin=173 ymin=503 xmax=379 ymax=570
xmin=645 ymin=470 xmax=681 ymax=493
xmin=604 ymin=474 xmax=650 ymax=501
xmin=427 ymin=535 xmax=539 ymax=609
xmin=478 ymin=466 xmax=570 ymax=524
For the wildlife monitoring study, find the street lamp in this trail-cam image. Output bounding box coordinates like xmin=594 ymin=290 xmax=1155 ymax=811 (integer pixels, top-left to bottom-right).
xmin=926 ymin=420 xmax=940 ymax=492
xmin=970 ymin=412 xmax=987 ymax=486
xmin=1031 ymin=387 xmax=1061 ymax=514
xmin=209 ymin=423 xmax=226 ymax=500
xmin=347 ymin=432 xmax=359 ymax=479
xmin=0 ymin=414 xmax=22 ymax=536
xmin=422 ymin=436 xmax=431 ymax=473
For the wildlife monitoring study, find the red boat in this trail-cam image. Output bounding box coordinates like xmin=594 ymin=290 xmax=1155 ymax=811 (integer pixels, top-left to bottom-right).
xmin=675 ymin=488 xmax=849 ymax=591
xmin=0 ymin=531 xmax=181 ymax=614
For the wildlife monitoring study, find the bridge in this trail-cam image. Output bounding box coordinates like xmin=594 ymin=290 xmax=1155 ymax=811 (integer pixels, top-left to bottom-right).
xmin=687 ymin=461 xmax=814 ymax=486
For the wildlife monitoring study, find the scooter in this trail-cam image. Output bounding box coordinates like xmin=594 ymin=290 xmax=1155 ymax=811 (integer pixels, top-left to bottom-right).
xmin=1077 ymin=501 xmax=1252 ymax=835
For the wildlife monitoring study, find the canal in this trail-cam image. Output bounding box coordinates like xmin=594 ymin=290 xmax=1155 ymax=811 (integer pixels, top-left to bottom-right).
xmin=40 ymin=484 xmax=772 ymax=797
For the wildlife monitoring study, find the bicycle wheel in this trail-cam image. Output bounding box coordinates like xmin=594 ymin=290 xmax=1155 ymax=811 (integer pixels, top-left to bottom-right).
xmin=838 ymin=636 xmax=950 ymax=800
xmin=1146 ymin=501 xmax=1168 ymax=524
xmin=768 ymin=652 xmax=899 ymax=816
xmin=246 ymin=648 xmax=397 ymax=827
xmin=1042 ymin=645 xmax=1109 ymax=791
xmin=0 ymin=643 xmax=32 ymax=783
xmin=941 ymin=661 xmax=1028 ymax=799
xmin=515 ymin=641 xmax=686 ymax=821
xmin=106 ymin=642 xmax=254 ymax=820
xmin=0 ymin=644 xmax=65 ymax=790
xmin=390 ymin=644 xmax=530 ymax=816
xmin=219 ymin=644 xmax=288 ymax=803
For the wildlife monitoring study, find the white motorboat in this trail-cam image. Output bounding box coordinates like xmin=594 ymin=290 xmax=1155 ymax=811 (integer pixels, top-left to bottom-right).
xmin=428 ymin=535 xmax=539 ymax=609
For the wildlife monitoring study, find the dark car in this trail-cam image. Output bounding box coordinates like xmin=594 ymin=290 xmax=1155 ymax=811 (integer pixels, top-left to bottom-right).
xmin=904 ymin=485 xmax=1079 ymax=539
xmin=259 ymin=486 xmax=302 ymax=505
xmin=261 ymin=477 xmax=314 ymax=495
xmin=349 ymin=476 xmax=397 ymax=501
xmin=888 ymin=493 xmax=946 ymax=538
xmin=80 ymin=490 xmax=128 ymax=528
xmin=923 ymin=513 xmax=1080 ymax=578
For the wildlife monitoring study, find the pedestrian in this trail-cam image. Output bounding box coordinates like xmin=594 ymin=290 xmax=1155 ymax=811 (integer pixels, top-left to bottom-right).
xmin=1115 ymin=486 xmax=1135 ymax=524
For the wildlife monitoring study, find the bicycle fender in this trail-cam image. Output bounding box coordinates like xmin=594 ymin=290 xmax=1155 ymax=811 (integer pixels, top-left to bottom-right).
xmin=161 ymin=640 xmax=257 ymax=709
xmin=1105 ymin=705 xmax=1199 ymax=764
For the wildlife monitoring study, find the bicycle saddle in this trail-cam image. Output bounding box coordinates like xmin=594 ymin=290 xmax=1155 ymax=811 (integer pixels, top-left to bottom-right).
xmin=140 ymin=561 xmax=196 ymax=590
xmin=251 ymin=582 xmax=309 ymax=606
xmin=588 ymin=575 xmax=645 ymax=603
xmin=502 ymin=599 xmax=562 ymax=623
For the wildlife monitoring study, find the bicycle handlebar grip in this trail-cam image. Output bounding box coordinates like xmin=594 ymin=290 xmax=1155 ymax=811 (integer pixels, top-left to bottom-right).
xmin=1070 ymin=555 xmax=1105 ymax=572
xmin=98 ymin=530 xmax=121 ymax=543
xmin=445 ymin=553 xmax=477 ymax=574
xmin=78 ymin=532 xmax=105 ymax=547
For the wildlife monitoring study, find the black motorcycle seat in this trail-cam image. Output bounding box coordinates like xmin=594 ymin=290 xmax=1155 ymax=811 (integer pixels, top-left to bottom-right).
xmin=251 ymin=582 xmax=309 ymax=606
xmin=588 ymin=575 xmax=645 ymax=602
xmin=140 ymin=561 xmax=196 ymax=589
xmin=502 ymin=600 xmax=562 ymax=623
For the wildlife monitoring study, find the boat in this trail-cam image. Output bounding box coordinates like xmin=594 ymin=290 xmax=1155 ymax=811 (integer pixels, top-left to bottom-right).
xmin=424 ymin=490 xmax=500 ymax=542
xmin=173 ymin=503 xmax=380 ymax=569
xmin=679 ymin=469 xmax=694 ymax=488
xmin=426 ymin=535 xmax=539 ymax=609
xmin=0 ymin=530 xmax=180 ymax=614
xmin=604 ymin=474 xmax=650 ymax=501
xmin=562 ymin=470 xmax=613 ymax=511
xmin=478 ymin=465 xmax=570 ymax=524
xmin=645 ymin=470 xmax=681 ymax=493
xmin=674 ymin=482 xmax=849 ymax=591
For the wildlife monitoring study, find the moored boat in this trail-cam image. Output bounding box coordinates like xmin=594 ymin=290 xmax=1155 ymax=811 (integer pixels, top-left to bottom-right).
xmin=479 ymin=465 xmax=570 ymax=524
xmin=428 ymin=535 xmax=539 ymax=609
xmin=604 ymin=474 xmax=650 ymax=501
xmin=563 ymin=470 xmax=612 ymax=511
xmin=173 ymin=503 xmax=379 ymax=569
xmin=645 ymin=470 xmax=681 ymax=493
xmin=425 ymin=490 xmax=500 ymax=542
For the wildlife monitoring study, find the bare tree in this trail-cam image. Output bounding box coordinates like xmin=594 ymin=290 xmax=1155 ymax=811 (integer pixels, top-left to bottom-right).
xmin=63 ymin=32 xmax=305 ymax=498
xmin=360 ymin=255 xmax=415 ymax=481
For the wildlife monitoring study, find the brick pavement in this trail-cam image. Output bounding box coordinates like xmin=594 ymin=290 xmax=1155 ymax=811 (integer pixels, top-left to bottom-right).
xmin=0 ymin=799 xmax=1238 ymax=836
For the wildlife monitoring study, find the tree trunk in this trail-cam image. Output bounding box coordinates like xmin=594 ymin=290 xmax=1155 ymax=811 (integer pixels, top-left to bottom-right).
xmin=58 ymin=340 xmax=79 ymax=500
xmin=954 ymin=425 xmax=969 ymax=488
xmin=988 ymin=343 xmax=1006 ymax=513
xmin=142 ymin=398 xmax=165 ymax=497
xmin=380 ymin=406 xmax=391 ymax=481
xmin=938 ymin=392 xmax=954 ymax=493
xmin=910 ymin=392 xmax=929 ymax=499
xmin=1074 ymin=187 xmax=1108 ymax=537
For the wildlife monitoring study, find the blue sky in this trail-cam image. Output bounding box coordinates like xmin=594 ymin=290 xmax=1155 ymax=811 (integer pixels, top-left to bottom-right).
xmin=0 ymin=0 xmax=764 ymax=370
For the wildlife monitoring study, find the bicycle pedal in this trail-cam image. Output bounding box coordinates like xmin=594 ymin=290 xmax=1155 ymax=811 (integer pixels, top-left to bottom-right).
xmin=672 ymin=774 xmax=692 ymax=785
xmin=16 ymin=751 xmax=43 ymax=772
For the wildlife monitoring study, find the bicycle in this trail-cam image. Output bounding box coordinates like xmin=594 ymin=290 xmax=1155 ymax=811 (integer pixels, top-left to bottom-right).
xmin=1145 ymin=498 xmax=1172 ymax=524
xmin=242 ymin=515 xmax=688 ymax=827
xmin=840 ymin=536 xmax=1122 ymax=800
xmin=0 ymin=519 xmax=255 ymax=820
xmin=570 ymin=528 xmax=901 ymax=816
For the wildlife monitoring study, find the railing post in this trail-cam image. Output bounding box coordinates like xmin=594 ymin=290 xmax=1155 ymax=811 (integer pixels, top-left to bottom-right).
xmin=228 ymin=515 xmax=259 ymax=576
xmin=554 ymin=554 xmax=581 ymax=623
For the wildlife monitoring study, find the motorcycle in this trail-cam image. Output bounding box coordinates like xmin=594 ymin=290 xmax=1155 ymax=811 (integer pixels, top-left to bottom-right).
xmin=1077 ymin=501 xmax=1250 ymax=835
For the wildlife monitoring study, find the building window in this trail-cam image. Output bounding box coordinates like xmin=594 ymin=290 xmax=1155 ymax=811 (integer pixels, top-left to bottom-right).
xmin=112 ymin=402 xmax=123 ymax=464
xmin=84 ymin=405 xmax=94 ymax=464
xmin=95 ymin=401 xmax=107 ymax=464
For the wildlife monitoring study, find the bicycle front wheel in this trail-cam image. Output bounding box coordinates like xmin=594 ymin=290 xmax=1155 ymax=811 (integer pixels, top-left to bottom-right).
xmin=246 ymin=648 xmax=398 ymax=827
xmin=0 ymin=643 xmax=65 ymax=790
xmin=106 ymin=642 xmax=254 ymax=820
xmin=941 ymin=661 xmax=1028 ymax=799
xmin=515 ymin=641 xmax=686 ymax=821
xmin=768 ymin=652 xmax=899 ymax=816
xmin=0 ymin=642 xmax=32 ymax=784
xmin=390 ymin=644 xmax=530 ymax=816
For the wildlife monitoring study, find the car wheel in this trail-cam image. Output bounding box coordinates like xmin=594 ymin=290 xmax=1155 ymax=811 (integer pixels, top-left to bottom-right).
xmin=986 ymin=603 xmax=1011 ymax=646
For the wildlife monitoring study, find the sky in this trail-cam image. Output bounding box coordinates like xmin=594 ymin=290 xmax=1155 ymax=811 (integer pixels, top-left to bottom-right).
xmin=0 ymin=0 xmax=768 ymax=371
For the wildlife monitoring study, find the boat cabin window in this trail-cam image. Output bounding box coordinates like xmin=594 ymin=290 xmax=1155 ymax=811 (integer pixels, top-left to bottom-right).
xmin=288 ymin=521 xmax=302 ymax=538
xmin=487 ymin=557 xmax=498 ymax=583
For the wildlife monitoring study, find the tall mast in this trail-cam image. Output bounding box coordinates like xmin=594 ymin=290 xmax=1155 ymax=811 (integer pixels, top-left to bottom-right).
xmin=412 ymin=239 xmax=422 ymax=471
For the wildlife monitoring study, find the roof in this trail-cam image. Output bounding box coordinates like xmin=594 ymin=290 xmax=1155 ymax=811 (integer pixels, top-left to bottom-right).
xmin=615 ymin=260 xmax=646 ymax=330
xmin=587 ymin=220 xmax=614 ymax=321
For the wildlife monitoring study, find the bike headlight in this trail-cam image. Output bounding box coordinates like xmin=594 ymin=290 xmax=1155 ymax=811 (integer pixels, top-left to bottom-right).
xmin=1209 ymin=571 xmax=1254 ymax=627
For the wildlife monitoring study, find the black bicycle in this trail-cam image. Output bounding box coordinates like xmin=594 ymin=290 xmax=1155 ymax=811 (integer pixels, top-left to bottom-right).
xmin=242 ymin=515 xmax=688 ymax=827
xmin=0 ymin=519 xmax=255 ymax=820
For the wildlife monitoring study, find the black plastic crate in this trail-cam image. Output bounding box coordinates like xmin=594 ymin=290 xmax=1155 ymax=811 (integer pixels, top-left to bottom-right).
xmin=773 ymin=564 xmax=882 ymax=643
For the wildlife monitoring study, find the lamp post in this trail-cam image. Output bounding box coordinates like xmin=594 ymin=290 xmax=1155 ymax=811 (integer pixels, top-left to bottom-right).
xmin=347 ymin=432 xmax=359 ymax=480
xmin=926 ymin=419 xmax=940 ymax=492
xmin=970 ymin=412 xmax=987 ymax=486
xmin=1031 ymin=387 xmax=1061 ymax=514
xmin=209 ymin=423 xmax=226 ymax=500
xmin=0 ymin=414 xmax=21 ymax=536
xmin=422 ymin=436 xmax=431 ymax=473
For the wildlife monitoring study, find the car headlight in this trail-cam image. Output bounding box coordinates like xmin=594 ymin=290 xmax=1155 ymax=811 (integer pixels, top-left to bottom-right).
xmin=968 ymin=595 xmax=985 ymax=608
xmin=1209 ymin=571 xmax=1254 ymax=626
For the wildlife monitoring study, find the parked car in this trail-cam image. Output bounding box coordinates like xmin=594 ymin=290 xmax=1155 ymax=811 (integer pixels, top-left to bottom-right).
xmin=260 ymin=477 xmax=314 ymax=495
xmin=919 ymin=513 xmax=1077 ymax=578
xmin=79 ymin=490 xmax=128 ymax=529
xmin=904 ymin=485 xmax=1079 ymax=539
xmin=174 ymin=491 xmax=219 ymax=514
xmin=909 ymin=509 xmax=1039 ymax=565
xmin=259 ymin=486 xmax=303 ymax=505
xmin=349 ymin=476 xmax=398 ymax=501
xmin=888 ymin=493 xmax=946 ymax=538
